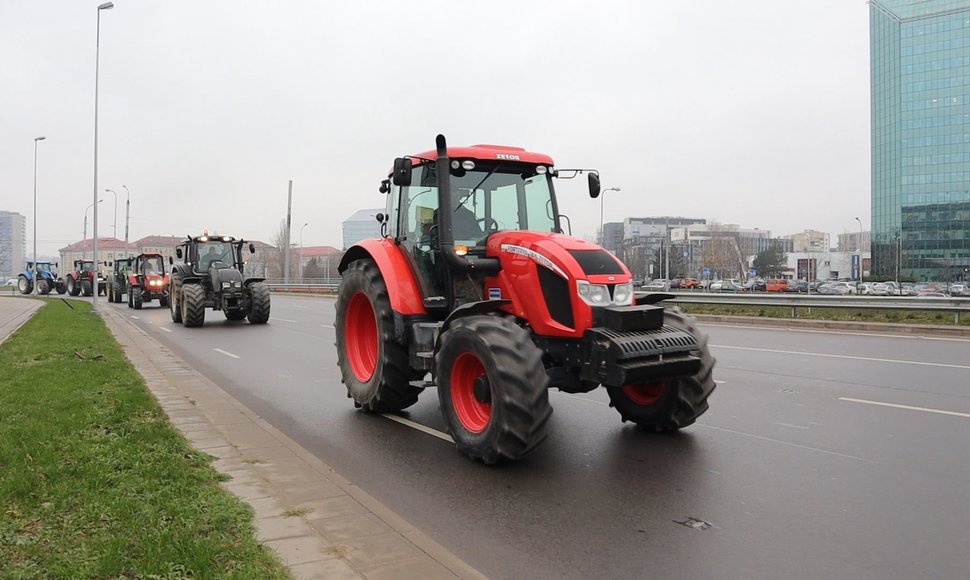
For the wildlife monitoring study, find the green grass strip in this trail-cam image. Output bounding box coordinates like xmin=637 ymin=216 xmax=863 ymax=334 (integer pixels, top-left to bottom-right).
xmin=0 ymin=299 xmax=289 ymax=578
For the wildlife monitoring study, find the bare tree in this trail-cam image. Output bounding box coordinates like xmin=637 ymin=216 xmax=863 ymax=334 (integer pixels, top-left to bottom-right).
xmin=269 ymin=219 xmax=298 ymax=280
xmin=702 ymin=221 xmax=742 ymax=279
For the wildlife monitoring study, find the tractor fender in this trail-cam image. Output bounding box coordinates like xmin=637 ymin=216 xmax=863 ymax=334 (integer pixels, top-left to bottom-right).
xmin=436 ymin=300 xmax=512 ymax=350
xmin=21 ymin=271 xmax=34 ymax=281
xmin=635 ymin=292 xmax=676 ymax=305
xmin=243 ymin=277 xmax=265 ymax=286
xmin=339 ymin=239 xmax=426 ymax=315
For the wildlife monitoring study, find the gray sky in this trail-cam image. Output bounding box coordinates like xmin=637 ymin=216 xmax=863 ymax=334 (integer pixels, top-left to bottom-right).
xmin=2 ymin=1 xmax=871 ymax=257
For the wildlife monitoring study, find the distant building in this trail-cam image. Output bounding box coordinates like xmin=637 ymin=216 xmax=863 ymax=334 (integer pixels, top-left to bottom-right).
xmin=601 ymin=222 xmax=624 ymax=254
xmin=870 ymin=0 xmax=970 ymax=281
xmin=295 ymin=245 xmax=343 ymax=281
xmin=780 ymin=230 xmax=830 ymax=253
xmin=614 ymin=216 xmax=707 ymax=279
xmin=670 ymin=224 xmax=772 ymax=279
xmin=0 ymin=211 xmax=26 ymax=280
xmin=343 ymin=209 xmax=383 ymax=250
xmin=837 ymin=230 xmax=871 ymax=253
xmin=58 ymin=238 xmax=134 ymax=270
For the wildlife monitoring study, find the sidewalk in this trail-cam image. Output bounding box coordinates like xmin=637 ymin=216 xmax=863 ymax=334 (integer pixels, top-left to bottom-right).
xmin=1 ymin=296 xmax=484 ymax=580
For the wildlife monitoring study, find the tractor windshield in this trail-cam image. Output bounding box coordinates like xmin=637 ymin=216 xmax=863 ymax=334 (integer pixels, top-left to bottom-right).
xmin=141 ymin=256 xmax=165 ymax=275
xmin=80 ymin=262 xmax=96 ymax=272
xmin=35 ymin=262 xmax=52 ymax=273
xmin=197 ymin=242 xmax=233 ymax=271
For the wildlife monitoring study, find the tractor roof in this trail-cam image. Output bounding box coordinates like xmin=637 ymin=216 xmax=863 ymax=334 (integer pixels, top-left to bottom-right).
xmin=187 ymin=234 xmax=238 ymax=243
xmin=409 ymin=144 xmax=554 ymax=166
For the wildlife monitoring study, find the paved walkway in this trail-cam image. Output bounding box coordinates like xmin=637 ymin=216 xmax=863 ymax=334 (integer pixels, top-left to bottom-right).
xmin=0 ymin=296 xmax=483 ymax=579
xmin=0 ymin=295 xmax=44 ymax=346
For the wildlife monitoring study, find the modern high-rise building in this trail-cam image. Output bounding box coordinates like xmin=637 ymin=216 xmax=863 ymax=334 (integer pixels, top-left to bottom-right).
xmin=0 ymin=211 xmax=27 ymax=281
xmin=870 ymin=1 xmax=970 ymax=282
xmin=342 ymin=209 xmax=384 ymax=250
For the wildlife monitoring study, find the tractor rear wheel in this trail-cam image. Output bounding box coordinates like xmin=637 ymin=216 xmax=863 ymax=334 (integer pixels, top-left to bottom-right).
xmin=81 ymin=280 xmax=92 ymax=297
xmin=18 ymin=276 xmax=33 ymax=295
xmin=169 ymin=273 xmax=182 ymax=322
xmin=246 ymin=282 xmax=270 ymax=324
xmin=37 ymin=279 xmax=50 ymax=295
xmin=605 ymin=308 xmax=716 ymax=431
xmin=181 ymin=283 xmax=206 ymax=327
xmin=436 ymin=315 xmax=552 ymax=464
xmin=335 ymin=259 xmax=423 ymax=412
xmin=225 ymin=309 xmax=247 ymax=321
xmin=127 ymin=288 xmax=133 ymax=308
xmin=132 ymin=287 xmax=143 ymax=310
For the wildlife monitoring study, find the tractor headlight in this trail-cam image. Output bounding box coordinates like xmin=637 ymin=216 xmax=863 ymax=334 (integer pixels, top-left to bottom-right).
xmin=576 ymin=281 xmax=610 ymax=306
xmin=222 ymin=282 xmax=230 ymax=289
xmin=613 ymin=283 xmax=633 ymax=305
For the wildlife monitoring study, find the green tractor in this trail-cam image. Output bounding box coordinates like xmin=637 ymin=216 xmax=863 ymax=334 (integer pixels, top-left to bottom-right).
xmin=107 ymin=257 xmax=132 ymax=303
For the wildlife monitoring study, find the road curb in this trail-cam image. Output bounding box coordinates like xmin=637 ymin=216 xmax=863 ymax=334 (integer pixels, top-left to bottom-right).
xmin=101 ymin=307 xmax=485 ymax=580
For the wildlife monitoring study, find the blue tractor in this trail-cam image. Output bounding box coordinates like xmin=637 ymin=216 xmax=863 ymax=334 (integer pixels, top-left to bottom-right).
xmin=18 ymin=260 xmax=67 ymax=295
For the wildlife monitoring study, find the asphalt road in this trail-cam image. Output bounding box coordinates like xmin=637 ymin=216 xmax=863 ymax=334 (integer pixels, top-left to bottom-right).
xmin=93 ymin=294 xmax=970 ymax=580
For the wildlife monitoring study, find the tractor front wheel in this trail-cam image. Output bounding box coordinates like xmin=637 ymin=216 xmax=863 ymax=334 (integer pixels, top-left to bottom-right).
xmin=181 ymin=283 xmax=206 ymax=327
xmin=605 ymin=308 xmax=716 ymax=431
xmin=132 ymin=287 xmax=143 ymax=310
xmin=36 ymin=279 xmax=50 ymax=295
xmin=335 ymin=259 xmax=423 ymax=413
xmin=55 ymin=280 xmax=66 ymax=295
xmin=246 ymin=282 xmax=270 ymax=324
xmin=81 ymin=280 xmax=92 ymax=297
xmin=18 ymin=276 xmax=33 ymax=295
xmin=436 ymin=315 xmax=552 ymax=464
xmin=67 ymin=277 xmax=80 ymax=296
xmin=169 ymin=274 xmax=182 ymax=322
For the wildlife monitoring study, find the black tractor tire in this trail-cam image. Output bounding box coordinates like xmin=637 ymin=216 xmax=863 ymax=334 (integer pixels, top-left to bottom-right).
xmin=18 ymin=276 xmax=33 ymax=295
xmin=55 ymin=280 xmax=66 ymax=295
xmin=81 ymin=279 xmax=93 ymax=297
xmin=169 ymin=273 xmax=182 ymax=323
xmin=334 ymin=259 xmax=424 ymax=413
xmin=436 ymin=315 xmax=552 ymax=464
xmin=132 ymin=287 xmax=143 ymax=310
xmin=159 ymin=295 xmax=169 ymax=308
xmin=246 ymin=282 xmax=271 ymax=324
xmin=37 ymin=278 xmax=51 ymax=295
xmin=67 ymin=277 xmax=80 ymax=296
xmin=606 ymin=308 xmax=716 ymax=432
xmin=181 ymin=283 xmax=206 ymax=327
xmin=225 ymin=309 xmax=247 ymax=321
xmin=110 ymin=282 xmax=121 ymax=303
xmin=127 ymin=287 xmax=133 ymax=308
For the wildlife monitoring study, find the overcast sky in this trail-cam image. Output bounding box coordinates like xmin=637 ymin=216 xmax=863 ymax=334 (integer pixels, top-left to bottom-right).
xmin=2 ymin=1 xmax=871 ymax=257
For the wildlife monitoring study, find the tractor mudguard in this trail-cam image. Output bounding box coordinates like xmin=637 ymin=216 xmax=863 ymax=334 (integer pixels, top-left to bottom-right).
xmin=439 ymin=299 xmax=511 ymax=339
xmin=339 ymin=239 xmax=426 ymax=315
xmin=635 ymin=292 xmax=676 ymax=305
xmin=243 ymin=277 xmax=266 ymax=286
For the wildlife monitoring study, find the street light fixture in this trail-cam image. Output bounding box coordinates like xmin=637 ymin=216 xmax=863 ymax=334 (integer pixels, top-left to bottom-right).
xmin=92 ymin=0 xmax=114 ymax=313
xmin=299 ymin=222 xmax=309 ymax=280
xmin=32 ymin=136 xmax=46 ymax=294
xmin=599 ymin=186 xmax=621 ymax=248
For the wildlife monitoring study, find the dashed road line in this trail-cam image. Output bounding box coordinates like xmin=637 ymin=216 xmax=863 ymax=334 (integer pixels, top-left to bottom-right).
xmin=711 ymin=344 xmax=970 ymax=370
xmin=320 ymin=324 xmax=334 ymax=329
xmin=213 ymin=348 xmax=240 ymax=359
xmin=839 ymin=397 xmax=970 ymax=419
xmin=381 ymin=413 xmax=453 ymax=443
xmin=272 ymin=317 xmax=297 ymax=323
xmin=159 ymin=327 xmax=172 ymax=333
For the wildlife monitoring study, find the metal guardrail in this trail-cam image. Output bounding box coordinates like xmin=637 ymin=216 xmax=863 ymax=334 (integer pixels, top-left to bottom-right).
xmin=263 ymin=283 xmax=970 ymax=324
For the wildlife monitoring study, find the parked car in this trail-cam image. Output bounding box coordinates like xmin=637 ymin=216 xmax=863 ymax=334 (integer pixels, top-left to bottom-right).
xmin=681 ymin=278 xmax=700 ymax=289
xmin=765 ymin=278 xmax=788 ymax=292
xmin=785 ymin=280 xmax=808 ymax=293
xmin=643 ymin=279 xmax=668 ymax=291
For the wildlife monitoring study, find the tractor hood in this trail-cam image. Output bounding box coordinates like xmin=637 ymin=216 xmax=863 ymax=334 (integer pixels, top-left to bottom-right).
xmin=485 ymin=231 xmax=631 ymax=284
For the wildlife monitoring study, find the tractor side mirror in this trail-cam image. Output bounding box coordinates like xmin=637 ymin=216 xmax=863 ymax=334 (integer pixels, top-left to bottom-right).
xmin=176 ymin=248 xmax=182 ymax=259
xmin=392 ymin=157 xmax=412 ymax=186
xmin=249 ymin=243 xmax=255 ymax=254
xmin=588 ymin=172 xmax=601 ymax=199
xmin=107 ymin=261 xmax=113 ymax=267
xmin=379 ymin=179 xmax=390 ymax=194
xmin=168 ymin=256 xmax=173 ymax=265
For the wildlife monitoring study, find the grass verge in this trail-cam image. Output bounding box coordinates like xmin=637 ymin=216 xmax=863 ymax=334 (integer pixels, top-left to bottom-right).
xmin=679 ymin=302 xmax=969 ymax=326
xmin=0 ymin=299 xmax=289 ymax=578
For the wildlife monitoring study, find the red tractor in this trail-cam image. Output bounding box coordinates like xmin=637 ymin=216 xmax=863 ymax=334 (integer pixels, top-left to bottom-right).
xmin=126 ymin=253 xmax=170 ymax=309
xmin=65 ymin=259 xmax=106 ymax=297
xmin=336 ymin=135 xmax=716 ymax=463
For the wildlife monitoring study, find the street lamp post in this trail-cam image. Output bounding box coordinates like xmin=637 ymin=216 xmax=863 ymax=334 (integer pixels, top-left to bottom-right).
xmin=855 ymin=217 xmax=864 ymax=290
xmin=122 ymin=184 xmax=130 ymax=257
xmin=598 ymin=186 xmax=621 ymax=248
xmin=84 ymin=199 xmax=103 ymax=257
xmin=32 ymin=136 xmax=46 ymax=294
xmin=92 ymin=1 xmax=114 ymax=313
xmin=105 ymin=188 xmax=117 ymax=240
xmin=299 ymin=222 xmax=309 ymax=281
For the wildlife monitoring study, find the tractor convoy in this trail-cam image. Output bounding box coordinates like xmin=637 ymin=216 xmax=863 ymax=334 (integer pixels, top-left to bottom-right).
xmin=21 ymin=134 xmax=716 ymax=466
xmin=335 ymin=134 xmax=716 ymax=463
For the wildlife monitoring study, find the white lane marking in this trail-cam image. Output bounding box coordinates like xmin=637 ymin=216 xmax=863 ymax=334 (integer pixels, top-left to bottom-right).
xmin=272 ymin=317 xmax=297 ymax=323
xmin=697 ymin=424 xmax=871 ymax=462
xmin=702 ymin=323 xmax=970 ymax=343
xmin=775 ymin=422 xmax=810 ymax=430
xmin=711 ymin=344 xmax=970 ymax=370
xmin=320 ymin=324 xmax=334 ymax=329
xmin=130 ymin=316 xmax=139 ymax=319
xmin=213 ymin=348 xmax=240 ymax=359
xmin=159 ymin=327 xmax=172 ymax=333
xmin=380 ymin=413 xmax=453 ymax=442
xmin=839 ymin=397 xmax=970 ymax=419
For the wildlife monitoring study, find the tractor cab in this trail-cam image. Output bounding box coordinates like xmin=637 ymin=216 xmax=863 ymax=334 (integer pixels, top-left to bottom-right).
xmin=384 ymin=139 xmax=600 ymax=310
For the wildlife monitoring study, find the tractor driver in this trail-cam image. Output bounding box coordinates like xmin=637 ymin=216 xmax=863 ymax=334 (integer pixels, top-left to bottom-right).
xmin=200 ymin=245 xmax=226 ymax=271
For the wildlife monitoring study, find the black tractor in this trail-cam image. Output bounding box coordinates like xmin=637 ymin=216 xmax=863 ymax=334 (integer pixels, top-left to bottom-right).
xmin=169 ymin=234 xmax=270 ymax=327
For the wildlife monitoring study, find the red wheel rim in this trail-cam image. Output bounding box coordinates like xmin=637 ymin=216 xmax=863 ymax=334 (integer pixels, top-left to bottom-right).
xmin=451 ymin=352 xmax=491 ymax=433
xmin=623 ymin=382 xmax=665 ymax=406
xmin=345 ymin=292 xmax=378 ymax=382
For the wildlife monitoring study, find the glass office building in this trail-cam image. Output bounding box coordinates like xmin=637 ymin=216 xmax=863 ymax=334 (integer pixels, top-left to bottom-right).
xmin=870 ymin=1 xmax=970 ymax=282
